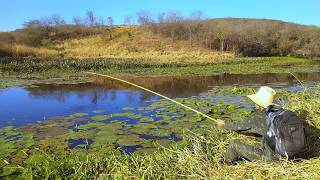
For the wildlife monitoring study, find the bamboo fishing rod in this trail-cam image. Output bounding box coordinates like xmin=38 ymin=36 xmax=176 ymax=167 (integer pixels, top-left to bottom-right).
xmin=84 ymin=72 xmax=222 ymax=123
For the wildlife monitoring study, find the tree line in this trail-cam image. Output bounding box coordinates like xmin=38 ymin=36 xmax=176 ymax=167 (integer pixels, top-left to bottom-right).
xmin=0 ymin=11 xmax=123 ymax=48
xmin=136 ymin=11 xmax=320 ymax=57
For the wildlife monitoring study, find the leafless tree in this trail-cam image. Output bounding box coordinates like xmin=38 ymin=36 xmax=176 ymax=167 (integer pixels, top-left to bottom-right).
xmin=86 ymin=11 xmax=96 ymax=26
xmin=157 ymin=12 xmax=166 ymax=23
xmin=165 ymin=10 xmax=183 ymax=23
xmin=107 ymin=16 xmax=114 ymax=26
xmin=49 ymin=15 xmax=66 ymax=26
xmin=72 ymin=16 xmax=83 ymax=25
xmin=190 ymin=10 xmax=204 ymax=20
xmin=124 ymin=16 xmax=132 ymax=25
xmin=96 ymin=16 xmax=106 ymax=26
xmin=136 ymin=10 xmax=153 ymax=25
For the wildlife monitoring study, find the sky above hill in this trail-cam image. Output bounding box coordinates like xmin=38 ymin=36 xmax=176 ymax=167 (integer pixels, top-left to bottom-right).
xmin=1 ymin=0 xmax=319 ymax=31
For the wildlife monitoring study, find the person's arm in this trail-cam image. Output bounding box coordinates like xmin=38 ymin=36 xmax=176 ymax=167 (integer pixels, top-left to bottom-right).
xmin=224 ymin=112 xmax=266 ymax=135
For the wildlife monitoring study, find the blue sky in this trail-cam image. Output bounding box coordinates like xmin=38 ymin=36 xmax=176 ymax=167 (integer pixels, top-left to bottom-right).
xmin=1 ymin=0 xmax=319 ymax=31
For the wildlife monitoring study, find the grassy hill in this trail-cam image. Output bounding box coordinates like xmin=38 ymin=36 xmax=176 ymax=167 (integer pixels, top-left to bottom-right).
xmin=0 ymin=26 xmax=234 ymax=64
xmin=0 ymin=18 xmax=319 ymax=63
xmin=56 ymin=26 xmax=234 ymax=63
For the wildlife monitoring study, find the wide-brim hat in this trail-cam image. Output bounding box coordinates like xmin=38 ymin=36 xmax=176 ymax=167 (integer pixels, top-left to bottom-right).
xmin=247 ymin=86 xmax=276 ymax=108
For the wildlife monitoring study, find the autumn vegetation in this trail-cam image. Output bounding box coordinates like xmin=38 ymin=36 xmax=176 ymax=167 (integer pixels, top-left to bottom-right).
xmin=0 ymin=10 xmax=319 ymax=60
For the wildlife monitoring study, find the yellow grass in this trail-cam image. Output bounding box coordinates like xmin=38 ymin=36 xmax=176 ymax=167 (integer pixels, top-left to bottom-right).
xmin=57 ymin=26 xmax=234 ymax=64
xmin=0 ymin=44 xmax=59 ymax=58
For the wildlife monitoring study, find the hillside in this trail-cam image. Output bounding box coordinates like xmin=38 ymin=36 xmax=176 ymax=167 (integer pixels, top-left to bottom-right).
xmin=56 ymin=26 xmax=234 ymax=63
xmin=0 ymin=18 xmax=319 ymax=62
xmin=0 ymin=26 xmax=233 ymax=64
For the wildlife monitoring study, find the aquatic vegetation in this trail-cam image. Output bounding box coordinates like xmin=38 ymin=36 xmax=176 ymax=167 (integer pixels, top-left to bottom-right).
xmin=71 ymin=113 xmax=88 ymax=117
xmin=1 ymin=78 xmax=320 ymax=178
xmin=1 ymin=57 xmax=320 ymax=77
xmin=231 ymin=87 xmax=256 ymax=95
xmin=91 ymin=115 xmax=111 ymax=121
xmin=0 ymin=126 xmax=34 ymax=167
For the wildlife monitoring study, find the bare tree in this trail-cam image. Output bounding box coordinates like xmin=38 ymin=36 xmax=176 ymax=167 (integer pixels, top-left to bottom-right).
xmin=157 ymin=12 xmax=166 ymax=23
xmin=136 ymin=10 xmax=153 ymax=25
xmin=165 ymin=10 xmax=183 ymax=23
xmin=107 ymin=16 xmax=114 ymax=26
xmin=86 ymin=10 xmax=96 ymax=26
xmin=72 ymin=16 xmax=83 ymax=25
xmin=96 ymin=16 xmax=105 ymax=26
xmin=190 ymin=10 xmax=204 ymax=20
xmin=124 ymin=16 xmax=132 ymax=25
xmin=23 ymin=20 xmax=43 ymax=28
xmin=48 ymin=15 xmax=66 ymax=26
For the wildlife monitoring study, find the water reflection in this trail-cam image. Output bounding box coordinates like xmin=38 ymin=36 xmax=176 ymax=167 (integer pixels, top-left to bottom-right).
xmin=29 ymin=72 xmax=320 ymax=100
xmin=1 ymin=72 xmax=320 ymax=127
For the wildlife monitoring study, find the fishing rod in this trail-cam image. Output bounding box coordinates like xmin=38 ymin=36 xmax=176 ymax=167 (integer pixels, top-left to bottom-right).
xmin=84 ymin=72 xmax=222 ymax=124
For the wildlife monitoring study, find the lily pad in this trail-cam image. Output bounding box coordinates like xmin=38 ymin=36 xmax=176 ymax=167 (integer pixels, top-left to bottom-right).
xmin=71 ymin=113 xmax=89 ymax=117
xmin=91 ymin=115 xmax=111 ymax=121
xmin=117 ymin=135 xmax=142 ymax=146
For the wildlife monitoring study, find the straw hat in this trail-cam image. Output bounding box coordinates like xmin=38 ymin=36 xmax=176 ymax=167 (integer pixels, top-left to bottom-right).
xmin=247 ymin=86 xmax=276 ymax=108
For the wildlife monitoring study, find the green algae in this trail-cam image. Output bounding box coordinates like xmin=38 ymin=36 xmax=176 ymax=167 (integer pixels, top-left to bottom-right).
xmin=139 ymin=117 xmax=154 ymax=123
xmin=0 ymin=126 xmax=34 ymax=165
xmin=231 ymin=87 xmax=256 ymax=95
xmin=91 ymin=115 xmax=111 ymax=121
xmin=116 ymin=135 xmax=142 ymax=146
xmin=152 ymin=139 xmax=174 ymax=147
xmin=71 ymin=113 xmax=89 ymax=117
xmin=130 ymin=123 xmax=158 ymax=134
xmin=76 ymin=122 xmax=105 ymax=130
xmin=122 ymin=107 xmax=135 ymax=111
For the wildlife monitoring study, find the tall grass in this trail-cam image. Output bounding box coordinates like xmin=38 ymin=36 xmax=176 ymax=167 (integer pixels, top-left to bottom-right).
xmin=0 ymin=44 xmax=59 ymax=58
xmin=55 ymin=26 xmax=234 ymax=63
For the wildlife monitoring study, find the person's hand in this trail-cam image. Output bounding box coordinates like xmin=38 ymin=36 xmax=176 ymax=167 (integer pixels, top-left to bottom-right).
xmin=216 ymin=119 xmax=225 ymax=129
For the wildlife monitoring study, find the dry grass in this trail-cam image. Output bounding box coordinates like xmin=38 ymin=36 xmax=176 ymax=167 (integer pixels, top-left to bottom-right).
xmin=0 ymin=44 xmax=58 ymax=58
xmin=57 ymin=26 xmax=234 ymax=64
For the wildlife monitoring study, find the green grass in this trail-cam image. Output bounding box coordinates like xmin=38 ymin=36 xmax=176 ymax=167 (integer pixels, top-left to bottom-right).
xmin=1 ymin=85 xmax=320 ymax=179
xmin=1 ymin=56 xmax=319 ymax=75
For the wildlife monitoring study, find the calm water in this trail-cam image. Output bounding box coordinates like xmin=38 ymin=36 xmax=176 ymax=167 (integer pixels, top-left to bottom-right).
xmin=1 ymin=72 xmax=320 ymax=127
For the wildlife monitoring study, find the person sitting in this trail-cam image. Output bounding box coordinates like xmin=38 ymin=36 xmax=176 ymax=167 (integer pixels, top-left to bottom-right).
xmin=217 ymin=86 xmax=313 ymax=163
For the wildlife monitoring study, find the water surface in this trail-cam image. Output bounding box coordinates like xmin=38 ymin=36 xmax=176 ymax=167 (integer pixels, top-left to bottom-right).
xmin=1 ymin=72 xmax=320 ymax=127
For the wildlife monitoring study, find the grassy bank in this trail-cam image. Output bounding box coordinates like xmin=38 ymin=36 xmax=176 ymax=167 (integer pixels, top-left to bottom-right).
xmin=1 ymin=57 xmax=319 ymax=75
xmin=1 ymin=56 xmax=319 ymax=89
xmin=1 ymin=86 xmax=320 ymax=179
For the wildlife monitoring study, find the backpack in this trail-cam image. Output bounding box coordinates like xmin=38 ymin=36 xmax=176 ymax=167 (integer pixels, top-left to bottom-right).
xmin=265 ymin=105 xmax=307 ymax=158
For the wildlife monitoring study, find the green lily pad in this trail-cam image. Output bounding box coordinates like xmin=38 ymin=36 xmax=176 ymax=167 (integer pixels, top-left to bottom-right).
xmin=139 ymin=117 xmax=154 ymax=123
xmin=122 ymin=107 xmax=135 ymax=111
xmin=117 ymin=135 xmax=142 ymax=146
xmin=71 ymin=113 xmax=89 ymax=117
xmin=91 ymin=115 xmax=111 ymax=121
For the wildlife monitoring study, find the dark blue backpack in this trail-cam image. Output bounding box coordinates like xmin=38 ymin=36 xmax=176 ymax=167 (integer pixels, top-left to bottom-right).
xmin=265 ymin=105 xmax=307 ymax=158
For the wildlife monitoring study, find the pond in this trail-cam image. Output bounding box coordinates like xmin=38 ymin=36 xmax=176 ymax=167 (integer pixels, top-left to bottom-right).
xmin=1 ymin=72 xmax=320 ymax=155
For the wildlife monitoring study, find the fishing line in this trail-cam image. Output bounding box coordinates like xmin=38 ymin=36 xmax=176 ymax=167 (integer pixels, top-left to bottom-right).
xmin=84 ymin=72 xmax=221 ymax=123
